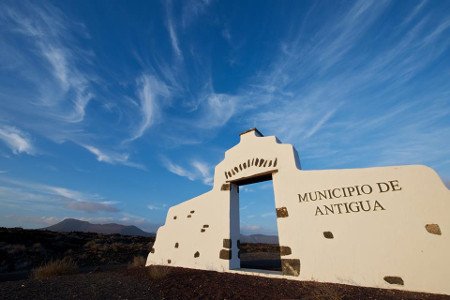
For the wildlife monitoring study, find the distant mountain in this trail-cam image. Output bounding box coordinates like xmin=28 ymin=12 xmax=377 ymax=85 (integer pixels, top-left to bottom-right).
xmin=44 ymin=218 xmax=154 ymax=237
xmin=240 ymin=234 xmax=279 ymax=244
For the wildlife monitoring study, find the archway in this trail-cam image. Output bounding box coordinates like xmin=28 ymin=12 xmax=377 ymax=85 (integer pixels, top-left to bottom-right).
xmin=233 ymin=174 xmax=282 ymax=273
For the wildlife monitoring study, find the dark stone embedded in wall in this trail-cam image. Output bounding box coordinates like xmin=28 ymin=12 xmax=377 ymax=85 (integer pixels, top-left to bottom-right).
xmin=281 ymin=259 xmax=300 ymax=276
xmin=167 ymin=259 xmax=171 ymax=264
xmin=259 ymin=159 xmax=265 ymax=167
xmin=150 ymin=247 xmax=155 ymax=253
xmin=175 ymin=242 xmax=179 ymax=248
xmin=201 ymin=229 xmax=205 ymax=232
xmin=203 ymin=225 xmax=209 ymax=228
xmin=425 ymin=224 xmax=442 ymax=235
xmin=173 ymin=216 xmax=177 ymax=220
xmin=279 ymin=246 xmax=292 ymax=256
xmin=194 ymin=251 xmax=200 ymax=258
xmin=219 ymin=249 xmax=232 ymax=260
xmin=226 ymin=157 xmax=278 ymax=178
xmin=276 ymin=207 xmax=289 ymax=218
xmin=323 ymin=231 xmax=334 ymax=239
xmin=223 ymin=238 xmax=232 ymax=249
xmin=221 ymin=184 xmax=230 ymax=191
xmin=222 ymin=156 xmax=278 ymax=179
xmin=384 ymin=276 xmax=404 ymax=285
xmin=187 ymin=215 xmax=191 ymax=218
xmin=190 ymin=210 xmax=195 ymax=214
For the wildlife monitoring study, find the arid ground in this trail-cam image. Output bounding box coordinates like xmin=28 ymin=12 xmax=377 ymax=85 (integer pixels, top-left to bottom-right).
xmin=1 ymin=266 xmax=449 ymax=300
xmin=0 ymin=227 xmax=154 ymax=277
xmin=1 ymin=228 xmax=449 ymax=299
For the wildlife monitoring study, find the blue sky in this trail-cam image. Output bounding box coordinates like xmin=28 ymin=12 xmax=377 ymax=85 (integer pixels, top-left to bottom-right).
xmin=0 ymin=0 xmax=449 ymax=235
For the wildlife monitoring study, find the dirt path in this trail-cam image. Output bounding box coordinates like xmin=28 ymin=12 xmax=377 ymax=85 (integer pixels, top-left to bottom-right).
xmin=0 ymin=266 xmax=448 ymax=300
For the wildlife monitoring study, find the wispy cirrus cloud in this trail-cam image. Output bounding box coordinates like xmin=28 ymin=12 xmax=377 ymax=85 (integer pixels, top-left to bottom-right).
xmin=161 ymin=158 xmax=196 ymax=181
xmin=195 ymin=93 xmax=238 ymax=129
xmin=0 ymin=2 xmax=94 ymax=126
xmin=305 ymin=106 xmax=341 ymax=139
xmin=81 ymin=144 xmax=146 ymax=170
xmin=231 ymin=0 xmax=450 ymax=176
xmin=127 ymin=74 xmax=171 ymax=142
xmin=147 ymin=203 xmax=168 ymax=211
xmin=181 ymin=0 xmax=213 ymax=29
xmin=0 ymin=125 xmax=34 ymax=155
xmin=0 ymin=2 xmax=162 ymax=173
xmin=165 ymin=0 xmax=183 ymax=60
xmin=0 ymin=177 xmax=119 ymax=213
xmin=48 ymin=186 xmax=118 ymax=213
xmin=161 ymin=157 xmax=213 ymax=185
xmin=190 ymin=160 xmax=213 ymax=185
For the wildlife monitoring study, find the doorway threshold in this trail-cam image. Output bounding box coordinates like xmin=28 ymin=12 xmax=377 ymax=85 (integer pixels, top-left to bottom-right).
xmin=228 ymin=268 xmax=283 ymax=278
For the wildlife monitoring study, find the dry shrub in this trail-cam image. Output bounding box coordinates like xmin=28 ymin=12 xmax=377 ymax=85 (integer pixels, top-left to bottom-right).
xmin=31 ymin=257 xmax=78 ymax=279
xmin=6 ymin=244 xmax=26 ymax=254
xmin=110 ymin=242 xmax=127 ymax=252
xmin=84 ymin=240 xmax=102 ymax=251
xmin=147 ymin=265 xmax=171 ymax=280
xmin=129 ymin=255 xmax=146 ymax=268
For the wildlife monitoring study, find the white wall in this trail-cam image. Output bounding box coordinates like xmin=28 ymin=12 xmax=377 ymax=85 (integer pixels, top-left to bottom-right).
xmin=147 ymin=129 xmax=450 ymax=295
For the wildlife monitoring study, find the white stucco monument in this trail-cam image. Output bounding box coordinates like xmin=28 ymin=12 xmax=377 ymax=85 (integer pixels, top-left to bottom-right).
xmin=147 ymin=128 xmax=450 ymax=295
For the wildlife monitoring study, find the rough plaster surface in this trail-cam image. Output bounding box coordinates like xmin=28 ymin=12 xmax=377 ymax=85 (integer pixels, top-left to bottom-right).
xmin=147 ymin=129 xmax=450 ymax=295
